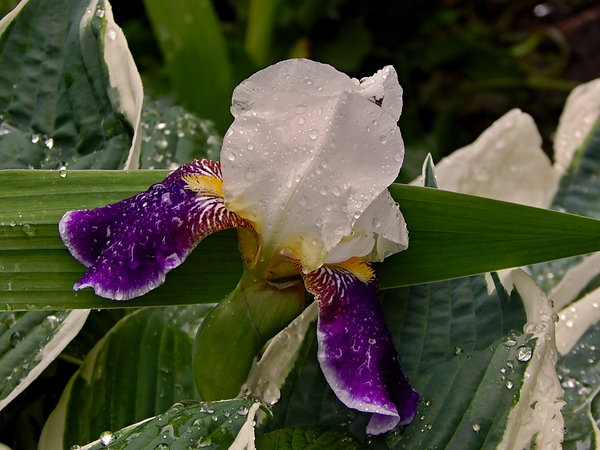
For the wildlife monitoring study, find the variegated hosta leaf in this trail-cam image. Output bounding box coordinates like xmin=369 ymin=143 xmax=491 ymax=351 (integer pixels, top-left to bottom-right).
xmin=38 ymin=305 xmax=212 ymax=449
xmin=0 ymin=310 xmax=89 ymax=411
xmin=255 ymin=426 xmax=365 ymax=449
xmin=498 ymin=270 xmax=564 ymax=450
xmin=139 ymin=101 xmax=222 ymax=170
xmin=79 ymin=399 xmax=262 ymax=449
xmin=431 ymin=109 xmax=557 ymax=208
xmin=0 ymin=0 xmax=142 ymax=170
xmin=553 ymin=286 xmax=600 ymax=448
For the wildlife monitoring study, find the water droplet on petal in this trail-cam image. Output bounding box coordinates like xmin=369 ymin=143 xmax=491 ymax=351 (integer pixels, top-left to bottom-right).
xmin=319 ymin=186 xmax=328 ymax=195
xmin=107 ymin=28 xmax=117 ymax=40
xmin=472 ymin=423 xmax=481 ymax=432
xmin=226 ymin=152 xmax=236 ymax=161
xmin=309 ymin=129 xmax=319 ymax=140
xmin=454 ymin=346 xmax=463 ymax=355
xmin=95 ymin=8 xmax=105 ymax=18
xmin=505 ymin=380 xmax=513 ymax=389
xmin=378 ymin=134 xmax=388 ymax=144
xmin=44 ymin=137 xmax=54 ymax=149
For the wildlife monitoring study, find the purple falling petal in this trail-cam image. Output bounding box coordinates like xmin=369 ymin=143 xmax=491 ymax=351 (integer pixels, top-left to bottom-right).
xmin=59 ymin=159 xmax=253 ymax=300
xmin=303 ymin=263 xmax=419 ymax=435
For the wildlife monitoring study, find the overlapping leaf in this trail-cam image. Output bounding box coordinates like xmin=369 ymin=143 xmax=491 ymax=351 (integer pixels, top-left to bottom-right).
xmin=0 ymin=0 xmax=139 ymax=170
xmin=39 ymin=305 xmax=212 ymax=448
xmin=79 ymin=399 xmax=262 ymax=449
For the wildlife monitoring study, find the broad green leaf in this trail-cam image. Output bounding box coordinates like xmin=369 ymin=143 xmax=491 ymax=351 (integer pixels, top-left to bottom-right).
xmin=255 ymin=426 xmax=365 ymax=449
xmin=193 ymin=278 xmax=306 ymax=401
xmin=39 ymin=305 xmax=211 ymax=449
xmin=5 ymin=171 xmax=600 ymax=309
xmin=0 ymin=309 xmax=88 ymax=410
xmin=143 ymin=0 xmax=234 ymax=133
xmin=0 ymin=170 xmax=242 ymax=310
xmin=0 ymin=0 xmax=142 ymax=170
xmin=139 ymin=100 xmax=222 ymax=169
xmin=80 ymin=399 xmax=262 ymax=449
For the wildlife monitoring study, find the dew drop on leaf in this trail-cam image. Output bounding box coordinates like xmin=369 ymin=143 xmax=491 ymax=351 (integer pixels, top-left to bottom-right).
xmin=516 ymin=346 xmax=532 ymax=362
xmin=99 ymin=431 xmax=114 ymax=446
xmin=9 ymin=331 xmax=22 ymax=347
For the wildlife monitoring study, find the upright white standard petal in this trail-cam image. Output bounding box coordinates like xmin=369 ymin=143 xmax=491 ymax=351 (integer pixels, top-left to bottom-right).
xmin=432 ymin=109 xmax=558 ymax=208
xmin=221 ymin=59 xmax=406 ymax=271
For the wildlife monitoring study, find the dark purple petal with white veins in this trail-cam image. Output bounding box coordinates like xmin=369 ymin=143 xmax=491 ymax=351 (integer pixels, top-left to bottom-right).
xmin=302 ymin=261 xmax=419 ymax=434
xmin=59 ymin=159 xmax=253 ymax=300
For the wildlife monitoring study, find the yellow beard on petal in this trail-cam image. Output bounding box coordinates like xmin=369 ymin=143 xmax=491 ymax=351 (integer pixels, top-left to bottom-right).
xmin=329 ymin=257 xmax=375 ymax=284
xmin=182 ymin=174 xmax=224 ymax=197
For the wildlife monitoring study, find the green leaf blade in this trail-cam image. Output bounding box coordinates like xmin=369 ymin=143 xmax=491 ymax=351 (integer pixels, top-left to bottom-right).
xmin=379 ymin=184 xmax=600 ymax=288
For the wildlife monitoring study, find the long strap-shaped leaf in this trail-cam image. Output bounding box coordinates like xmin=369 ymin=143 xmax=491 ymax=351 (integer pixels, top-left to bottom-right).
xmin=2 ymin=170 xmax=600 ymax=310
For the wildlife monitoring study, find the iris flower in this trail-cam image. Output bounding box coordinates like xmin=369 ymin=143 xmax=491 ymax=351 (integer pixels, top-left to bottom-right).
xmin=59 ymin=59 xmax=419 ymax=434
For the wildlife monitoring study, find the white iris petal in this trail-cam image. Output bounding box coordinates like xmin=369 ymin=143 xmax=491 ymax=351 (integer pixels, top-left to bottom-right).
xmin=222 ymin=59 xmax=407 ymax=271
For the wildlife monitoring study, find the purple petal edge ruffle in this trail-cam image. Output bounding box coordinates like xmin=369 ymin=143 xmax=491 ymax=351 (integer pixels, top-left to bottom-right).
xmin=303 ymin=264 xmax=419 ymax=435
xmin=59 ymin=159 xmax=251 ymax=300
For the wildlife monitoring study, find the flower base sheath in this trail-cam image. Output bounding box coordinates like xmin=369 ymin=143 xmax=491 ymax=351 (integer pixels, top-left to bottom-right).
xmin=59 ymin=59 xmax=419 ymax=434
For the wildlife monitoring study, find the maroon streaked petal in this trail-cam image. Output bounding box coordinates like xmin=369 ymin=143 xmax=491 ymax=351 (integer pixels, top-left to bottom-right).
xmin=59 ymin=159 xmax=253 ymax=300
xmin=302 ymin=261 xmax=419 ymax=434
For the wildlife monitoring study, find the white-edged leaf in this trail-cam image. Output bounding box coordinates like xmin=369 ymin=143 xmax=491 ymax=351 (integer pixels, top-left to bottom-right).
xmin=0 ymin=309 xmax=89 ymax=411
xmin=39 ymin=305 xmax=212 ymax=449
xmin=432 ymin=109 xmax=557 ymax=208
xmin=77 ymin=399 xmax=262 ymax=449
xmin=139 ymin=100 xmax=222 ymax=170
xmin=0 ymin=0 xmax=140 ymax=169
xmin=240 ymin=302 xmax=317 ymax=408
xmin=91 ymin=0 xmax=143 ymax=170
xmin=554 ymin=78 xmax=600 ymax=176
xmin=499 ymin=270 xmax=564 ymax=449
